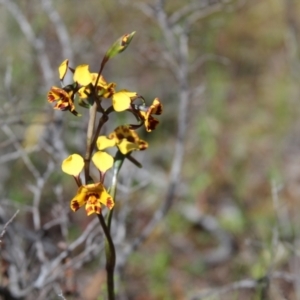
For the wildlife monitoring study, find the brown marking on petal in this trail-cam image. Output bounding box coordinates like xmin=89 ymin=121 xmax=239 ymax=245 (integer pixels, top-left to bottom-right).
xmin=58 ymin=91 xmax=66 ymax=98
xmin=85 ymin=206 xmax=94 ymax=215
xmin=115 ymin=127 xmax=122 ymax=134
xmin=153 ymin=104 xmax=163 ymax=115
xmin=71 ymin=200 xmax=80 ymax=211
xmin=117 ymin=133 xmax=124 ymax=140
xmin=94 ymin=205 xmax=101 ymax=214
xmin=104 ymin=89 xmax=114 ymax=98
xmin=146 ymin=117 xmax=159 ymax=132
xmin=55 ymin=102 xmax=69 ymax=111
xmin=86 ymin=193 xmax=98 ymax=203
xmin=86 ymin=204 xmax=101 ymax=215
xmin=127 ymin=136 xmax=135 ymax=143
xmin=123 ymin=127 xmax=130 ymax=133
xmin=47 ymin=93 xmax=55 ymax=102
xmin=156 ymin=108 xmax=163 ymax=115
xmin=147 ymin=98 xmax=163 ymax=115
xmin=138 ymin=141 xmax=148 ymax=150
xmin=56 ymin=100 xmax=68 ymax=107
xmin=149 ymin=118 xmax=159 ymax=126
xmin=107 ymin=198 xmax=114 ymax=209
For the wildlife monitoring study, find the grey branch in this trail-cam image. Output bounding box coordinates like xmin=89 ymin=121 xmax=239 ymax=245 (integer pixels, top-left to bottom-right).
xmin=117 ymin=0 xmax=190 ymax=269
xmin=0 ymin=0 xmax=54 ymax=85
xmin=189 ymin=271 xmax=299 ymax=300
xmin=0 ymin=210 xmax=19 ymax=241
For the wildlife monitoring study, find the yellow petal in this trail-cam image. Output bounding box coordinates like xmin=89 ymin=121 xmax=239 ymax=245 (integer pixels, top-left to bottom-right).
xmin=98 ymin=188 xmax=114 ymax=209
xmin=85 ymin=199 xmax=102 ymax=215
xmin=58 ymin=59 xmax=69 ymax=80
xmin=112 ymin=90 xmax=137 ymax=112
xmin=96 ymin=136 xmax=116 ymax=150
xmin=85 ymin=183 xmax=104 ymax=193
xmin=92 ymin=151 xmax=114 ymax=173
xmin=118 ymin=139 xmax=139 ymax=155
xmin=90 ymin=73 xmax=108 ymax=87
xmin=62 ymin=154 xmax=84 ymax=176
xmin=74 ymin=64 xmax=92 ymax=86
xmin=47 ymin=86 xmax=61 ymax=102
xmin=78 ymin=87 xmax=89 ymax=99
xmin=151 ymin=98 xmax=163 ymax=115
xmin=70 ymin=186 xmax=87 ymax=212
xmin=138 ymin=139 xmax=149 ymax=150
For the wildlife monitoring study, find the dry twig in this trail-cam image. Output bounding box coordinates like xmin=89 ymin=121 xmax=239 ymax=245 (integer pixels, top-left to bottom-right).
xmin=0 ymin=210 xmax=19 ymax=242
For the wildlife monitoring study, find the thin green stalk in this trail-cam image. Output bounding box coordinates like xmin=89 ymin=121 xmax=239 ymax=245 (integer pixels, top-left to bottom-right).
xmin=107 ymin=151 xmax=125 ymax=231
xmin=97 ymin=213 xmax=116 ymax=300
xmin=99 ymin=151 xmax=124 ymax=299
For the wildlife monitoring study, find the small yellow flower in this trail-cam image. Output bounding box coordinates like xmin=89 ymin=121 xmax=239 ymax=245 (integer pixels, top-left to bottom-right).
xmin=47 ymin=86 xmax=80 ymax=116
xmin=139 ymin=98 xmax=163 ymax=132
xmin=78 ymin=73 xmax=116 ymax=99
xmin=70 ymin=183 xmax=114 ymax=216
xmin=97 ymin=125 xmax=148 ymax=155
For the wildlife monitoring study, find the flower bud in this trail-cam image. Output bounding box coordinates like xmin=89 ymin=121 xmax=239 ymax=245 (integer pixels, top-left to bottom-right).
xmin=106 ymin=31 xmax=136 ymax=59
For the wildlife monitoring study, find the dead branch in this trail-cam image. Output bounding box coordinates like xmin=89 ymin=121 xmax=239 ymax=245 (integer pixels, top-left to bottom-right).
xmin=0 ymin=210 xmax=19 ymax=242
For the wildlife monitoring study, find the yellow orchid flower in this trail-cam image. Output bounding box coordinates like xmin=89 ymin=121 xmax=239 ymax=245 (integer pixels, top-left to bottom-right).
xmin=70 ymin=183 xmax=114 ymax=216
xmin=138 ymin=98 xmax=163 ymax=132
xmin=47 ymin=86 xmax=80 ymax=116
xmin=78 ymin=73 xmax=116 ymax=99
xmin=97 ymin=125 xmax=148 ymax=155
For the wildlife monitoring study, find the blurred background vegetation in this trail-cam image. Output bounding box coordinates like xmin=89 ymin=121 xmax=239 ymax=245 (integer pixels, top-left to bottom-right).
xmin=1 ymin=0 xmax=300 ymax=299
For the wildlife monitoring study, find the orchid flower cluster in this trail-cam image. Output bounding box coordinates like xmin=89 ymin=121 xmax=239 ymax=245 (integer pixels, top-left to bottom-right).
xmin=47 ymin=31 xmax=162 ymax=300
xmin=47 ymin=32 xmax=163 ymax=218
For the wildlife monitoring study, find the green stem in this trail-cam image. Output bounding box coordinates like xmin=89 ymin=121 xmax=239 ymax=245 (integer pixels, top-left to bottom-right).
xmin=97 ymin=213 xmax=116 ymax=300
xmin=107 ymin=151 xmax=125 ymax=231
xmin=98 ymin=152 xmax=124 ymax=299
